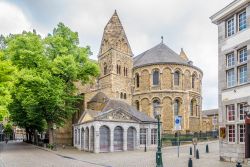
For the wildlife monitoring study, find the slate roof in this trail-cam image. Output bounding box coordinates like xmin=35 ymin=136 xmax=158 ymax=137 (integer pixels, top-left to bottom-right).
xmin=202 ymin=109 xmax=218 ymax=116
xmin=80 ymin=92 xmax=157 ymax=123
xmin=133 ymin=42 xmax=188 ymax=68
xmin=88 ymin=92 xmax=109 ymax=103
xmin=102 ymin=99 xmax=157 ymax=122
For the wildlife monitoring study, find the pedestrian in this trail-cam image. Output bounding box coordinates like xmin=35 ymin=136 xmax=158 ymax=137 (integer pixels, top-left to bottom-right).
xmin=5 ymin=138 xmax=8 ymax=144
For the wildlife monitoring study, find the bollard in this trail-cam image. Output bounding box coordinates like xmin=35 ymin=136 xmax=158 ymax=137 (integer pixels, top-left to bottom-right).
xmin=188 ymin=158 xmax=193 ymax=167
xmin=206 ymin=144 xmax=209 ymax=153
xmin=196 ymin=149 xmax=200 ymax=159
xmin=190 ymin=147 xmax=192 ymax=155
xmin=236 ymin=162 xmax=242 ymax=167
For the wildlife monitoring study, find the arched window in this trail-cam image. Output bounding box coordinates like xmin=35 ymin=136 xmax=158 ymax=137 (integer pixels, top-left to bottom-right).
xmin=152 ymin=99 xmax=160 ymax=110
xmin=135 ymin=100 xmax=140 ymax=110
xmin=190 ymin=100 xmax=194 ymax=116
xmin=124 ymin=67 xmax=126 ymax=76
xmin=118 ymin=65 xmax=121 ymax=74
xmin=153 ymin=70 xmax=159 ymax=85
xmin=192 ymin=74 xmax=195 ymax=89
xmin=125 ymin=68 xmax=128 ymax=76
xmin=174 ymin=99 xmax=180 ymax=116
xmin=104 ymin=63 xmax=108 ymax=75
xmin=124 ymin=93 xmax=127 ymax=99
xmin=120 ymin=93 xmax=123 ymax=99
xmin=135 ymin=73 xmax=140 ymax=88
xmin=174 ymin=71 xmax=180 ymax=86
xmin=117 ymin=64 xmax=119 ymax=74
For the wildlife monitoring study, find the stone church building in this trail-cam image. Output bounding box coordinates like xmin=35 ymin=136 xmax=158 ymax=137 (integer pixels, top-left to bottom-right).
xmin=72 ymin=11 xmax=203 ymax=152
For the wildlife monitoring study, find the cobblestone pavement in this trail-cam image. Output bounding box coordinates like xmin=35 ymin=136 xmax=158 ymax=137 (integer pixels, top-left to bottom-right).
xmin=0 ymin=140 xmax=247 ymax=167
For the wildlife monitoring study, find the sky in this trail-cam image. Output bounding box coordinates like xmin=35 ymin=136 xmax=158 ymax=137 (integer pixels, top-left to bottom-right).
xmin=0 ymin=0 xmax=233 ymax=110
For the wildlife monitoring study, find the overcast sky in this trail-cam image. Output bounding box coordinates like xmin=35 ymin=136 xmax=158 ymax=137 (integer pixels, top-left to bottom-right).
xmin=1 ymin=0 xmax=233 ymax=110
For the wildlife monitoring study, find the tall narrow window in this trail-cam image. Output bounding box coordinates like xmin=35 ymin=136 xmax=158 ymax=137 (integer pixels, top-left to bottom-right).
xmin=192 ymin=75 xmax=195 ymax=89
xmin=104 ymin=63 xmax=108 ymax=75
xmin=227 ymin=104 xmax=235 ymax=121
xmin=238 ymin=10 xmax=246 ymax=31
xmin=120 ymin=93 xmax=123 ymax=99
xmin=151 ymin=129 xmax=157 ymax=144
xmin=238 ymin=65 xmax=247 ymax=84
xmin=116 ymin=64 xmax=119 ymax=74
xmin=227 ymin=69 xmax=235 ymax=87
xmin=228 ymin=125 xmax=235 ymax=143
xmin=227 ymin=52 xmax=235 ymax=67
xmin=174 ymin=71 xmax=180 ymax=86
xmin=227 ymin=17 xmax=235 ymax=37
xmin=140 ymin=128 xmax=147 ymax=145
xmin=135 ymin=100 xmax=140 ymax=111
xmin=124 ymin=93 xmax=127 ymax=99
xmin=174 ymin=99 xmax=180 ymax=116
xmin=153 ymin=70 xmax=159 ymax=85
xmin=190 ymin=100 xmax=194 ymax=116
xmin=239 ymin=124 xmax=245 ymax=143
xmin=238 ymin=103 xmax=246 ymax=121
xmin=135 ymin=73 xmax=140 ymax=88
xmin=238 ymin=47 xmax=247 ymax=63
xmin=124 ymin=67 xmax=126 ymax=76
xmin=119 ymin=65 xmax=121 ymax=74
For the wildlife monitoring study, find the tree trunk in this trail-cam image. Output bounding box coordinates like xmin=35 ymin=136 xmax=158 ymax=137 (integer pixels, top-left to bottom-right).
xmin=48 ymin=121 xmax=54 ymax=144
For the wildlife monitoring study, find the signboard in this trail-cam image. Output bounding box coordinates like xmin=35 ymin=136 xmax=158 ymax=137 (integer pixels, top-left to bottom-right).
xmin=212 ymin=117 xmax=217 ymax=125
xmin=174 ymin=116 xmax=182 ymax=131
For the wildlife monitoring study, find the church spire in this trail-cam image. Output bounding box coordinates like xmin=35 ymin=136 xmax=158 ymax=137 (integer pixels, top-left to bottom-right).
xmin=98 ymin=10 xmax=132 ymax=56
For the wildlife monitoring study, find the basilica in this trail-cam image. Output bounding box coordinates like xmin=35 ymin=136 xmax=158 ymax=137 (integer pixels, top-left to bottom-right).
xmin=72 ymin=11 xmax=203 ymax=153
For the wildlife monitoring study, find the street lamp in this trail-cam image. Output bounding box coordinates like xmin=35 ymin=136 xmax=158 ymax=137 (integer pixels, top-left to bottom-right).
xmin=154 ymin=103 xmax=163 ymax=167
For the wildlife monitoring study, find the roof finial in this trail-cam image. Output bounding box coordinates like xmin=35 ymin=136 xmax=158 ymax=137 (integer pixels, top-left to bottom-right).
xmin=161 ymin=36 xmax=163 ymax=44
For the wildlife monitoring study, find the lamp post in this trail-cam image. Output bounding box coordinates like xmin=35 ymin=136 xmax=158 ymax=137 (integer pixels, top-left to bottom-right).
xmin=154 ymin=104 xmax=163 ymax=167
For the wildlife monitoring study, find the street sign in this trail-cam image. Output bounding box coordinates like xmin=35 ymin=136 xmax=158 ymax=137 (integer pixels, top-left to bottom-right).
xmin=174 ymin=116 xmax=182 ymax=131
xmin=212 ymin=117 xmax=217 ymax=125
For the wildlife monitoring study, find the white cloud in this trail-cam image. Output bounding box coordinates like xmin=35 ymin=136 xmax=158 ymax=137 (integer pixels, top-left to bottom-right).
xmin=4 ymin=0 xmax=234 ymax=109
xmin=0 ymin=2 xmax=31 ymax=35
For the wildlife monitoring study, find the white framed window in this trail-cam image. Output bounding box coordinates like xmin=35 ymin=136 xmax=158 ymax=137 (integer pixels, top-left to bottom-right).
xmin=227 ymin=104 xmax=235 ymax=121
xmin=238 ymin=65 xmax=247 ymax=84
xmin=238 ymin=103 xmax=246 ymax=121
xmin=227 ymin=52 xmax=235 ymax=67
xmin=228 ymin=125 xmax=235 ymax=143
xmin=140 ymin=128 xmax=147 ymax=145
xmin=227 ymin=69 xmax=235 ymax=87
xmin=151 ymin=129 xmax=157 ymax=145
xmin=238 ymin=47 xmax=247 ymax=63
xmin=239 ymin=124 xmax=245 ymax=143
xmin=238 ymin=10 xmax=247 ymax=31
xmin=227 ymin=17 xmax=235 ymax=37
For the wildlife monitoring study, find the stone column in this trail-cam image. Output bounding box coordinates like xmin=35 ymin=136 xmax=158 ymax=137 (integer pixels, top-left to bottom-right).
xmin=94 ymin=128 xmax=100 ymax=153
xmin=147 ymin=128 xmax=151 ymax=146
xmin=110 ymin=128 xmax=114 ymax=152
xmin=123 ymin=129 xmax=127 ymax=151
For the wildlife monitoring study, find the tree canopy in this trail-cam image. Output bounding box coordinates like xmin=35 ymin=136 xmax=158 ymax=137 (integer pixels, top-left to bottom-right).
xmin=2 ymin=23 xmax=100 ymax=143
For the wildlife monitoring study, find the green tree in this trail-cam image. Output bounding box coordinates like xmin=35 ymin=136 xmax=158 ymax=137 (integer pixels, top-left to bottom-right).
xmin=3 ymin=123 xmax=13 ymax=139
xmin=0 ymin=50 xmax=16 ymax=121
xmin=6 ymin=23 xmax=99 ymax=144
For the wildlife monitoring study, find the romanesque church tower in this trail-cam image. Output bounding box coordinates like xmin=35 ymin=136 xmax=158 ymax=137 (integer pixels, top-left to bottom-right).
xmin=97 ymin=11 xmax=133 ymax=104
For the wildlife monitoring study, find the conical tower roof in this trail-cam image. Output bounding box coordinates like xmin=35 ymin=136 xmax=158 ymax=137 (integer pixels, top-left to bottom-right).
xmin=98 ymin=10 xmax=132 ymax=56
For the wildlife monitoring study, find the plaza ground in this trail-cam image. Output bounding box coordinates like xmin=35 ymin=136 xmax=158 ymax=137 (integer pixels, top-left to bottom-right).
xmin=0 ymin=140 xmax=247 ymax=167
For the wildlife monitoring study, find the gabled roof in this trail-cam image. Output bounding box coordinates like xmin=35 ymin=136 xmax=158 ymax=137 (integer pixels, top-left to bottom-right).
xmin=102 ymin=99 xmax=157 ymax=122
xmin=133 ymin=42 xmax=188 ymax=68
